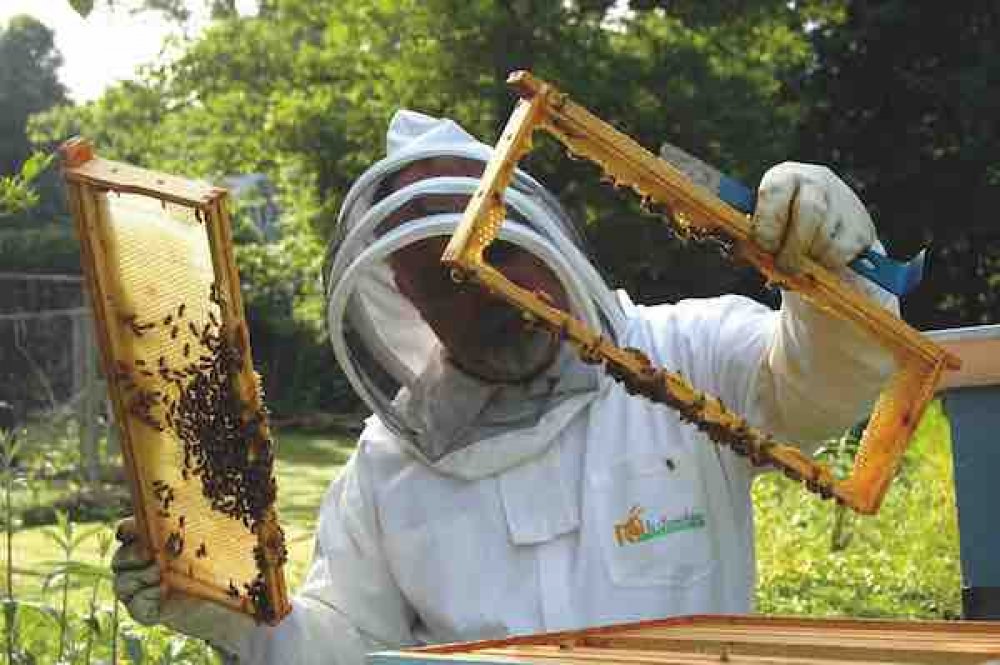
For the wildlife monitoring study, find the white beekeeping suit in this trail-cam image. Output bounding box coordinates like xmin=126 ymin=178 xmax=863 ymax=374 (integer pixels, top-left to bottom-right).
xmin=112 ymin=110 xmax=898 ymax=665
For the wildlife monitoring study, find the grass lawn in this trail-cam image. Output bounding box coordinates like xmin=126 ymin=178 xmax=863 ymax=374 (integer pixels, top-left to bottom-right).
xmin=7 ymin=428 xmax=356 ymax=606
xmin=270 ymin=430 xmax=356 ymax=584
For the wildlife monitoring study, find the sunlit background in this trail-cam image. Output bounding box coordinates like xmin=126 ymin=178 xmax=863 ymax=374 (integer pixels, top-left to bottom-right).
xmin=0 ymin=0 xmax=258 ymax=101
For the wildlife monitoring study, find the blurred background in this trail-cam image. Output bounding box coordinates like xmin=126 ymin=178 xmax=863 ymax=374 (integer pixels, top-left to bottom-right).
xmin=0 ymin=1 xmax=994 ymax=662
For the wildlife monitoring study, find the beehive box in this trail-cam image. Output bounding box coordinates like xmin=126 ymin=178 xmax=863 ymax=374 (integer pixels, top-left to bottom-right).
xmin=60 ymin=138 xmax=290 ymax=623
xmin=372 ymin=615 xmax=1000 ymax=664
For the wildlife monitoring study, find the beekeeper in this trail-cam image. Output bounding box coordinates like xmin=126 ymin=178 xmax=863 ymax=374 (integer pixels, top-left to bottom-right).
xmin=111 ymin=110 xmax=897 ymax=664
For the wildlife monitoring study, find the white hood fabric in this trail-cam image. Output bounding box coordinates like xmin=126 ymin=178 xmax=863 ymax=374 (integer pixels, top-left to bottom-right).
xmin=225 ymin=114 xmax=899 ymax=665
xmin=323 ymin=110 xmax=625 ymax=478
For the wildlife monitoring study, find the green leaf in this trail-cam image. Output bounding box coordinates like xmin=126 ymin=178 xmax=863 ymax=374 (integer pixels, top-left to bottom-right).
xmin=71 ymin=524 xmax=105 ymax=550
xmin=1 ymin=599 xmax=60 ymax=625
xmin=84 ymin=614 xmax=101 ymax=634
xmin=41 ymin=526 xmax=69 ymax=551
xmin=68 ymin=0 xmax=96 ymax=18
xmin=17 ymin=152 xmax=53 ymax=184
xmin=41 ymin=569 xmax=66 ymax=593
xmin=65 ymin=560 xmax=114 ymax=580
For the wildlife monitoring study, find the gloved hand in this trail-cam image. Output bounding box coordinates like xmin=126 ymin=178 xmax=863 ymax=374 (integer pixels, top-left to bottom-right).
xmin=112 ymin=518 xmax=258 ymax=659
xmin=751 ymin=161 xmax=876 ymax=275
xmin=748 ymin=162 xmax=898 ymax=447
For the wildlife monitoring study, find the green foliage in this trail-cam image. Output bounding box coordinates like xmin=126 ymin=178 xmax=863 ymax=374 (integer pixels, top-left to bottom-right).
xmin=0 ymin=152 xmax=54 ymax=218
xmin=65 ymin=0 xmax=198 ymax=23
xmin=797 ymin=1 xmax=1000 ymax=327
xmin=33 ymin=0 xmax=817 ymax=273
xmin=754 ymin=400 xmax=961 ymax=618
xmin=0 ymin=16 xmax=66 ymax=176
xmin=2 ymin=498 xmax=219 ymax=663
xmin=68 ymin=0 xmax=96 ymax=18
xmin=0 ymin=223 xmax=81 ymax=273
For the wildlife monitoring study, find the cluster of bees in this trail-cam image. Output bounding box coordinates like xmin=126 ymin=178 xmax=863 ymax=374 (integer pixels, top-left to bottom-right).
xmin=591 ymin=345 xmax=840 ymax=502
xmin=114 ymin=283 xmax=283 ymax=620
xmin=227 ymin=573 xmax=276 ymax=624
xmin=151 ymin=480 xmax=210 ymax=561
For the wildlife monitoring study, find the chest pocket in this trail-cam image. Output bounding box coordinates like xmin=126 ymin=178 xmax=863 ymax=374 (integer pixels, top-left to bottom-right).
xmin=589 ymin=451 xmax=716 ymax=588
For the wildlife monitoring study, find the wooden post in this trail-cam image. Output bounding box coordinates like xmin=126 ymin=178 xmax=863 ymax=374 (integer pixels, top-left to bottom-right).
xmin=74 ymin=311 xmax=100 ymax=487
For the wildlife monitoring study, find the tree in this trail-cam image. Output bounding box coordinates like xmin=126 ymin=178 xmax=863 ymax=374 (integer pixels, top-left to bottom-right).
xmin=0 ymin=16 xmax=67 ymax=177
xmin=0 ymin=153 xmax=54 ymax=218
xmin=797 ymin=0 xmax=1000 ymax=327
xmin=0 ymin=14 xmax=70 ymax=274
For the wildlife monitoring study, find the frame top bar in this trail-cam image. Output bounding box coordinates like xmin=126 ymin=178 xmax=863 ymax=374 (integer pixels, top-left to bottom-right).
xmin=59 ymin=137 xmax=225 ymax=208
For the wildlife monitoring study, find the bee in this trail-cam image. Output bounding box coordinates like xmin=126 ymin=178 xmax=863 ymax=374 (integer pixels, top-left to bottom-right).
xmin=177 ymin=303 xmax=186 ymax=318
xmin=195 ymin=543 xmax=207 ymax=558
xmin=164 ymin=531 xmax=184 ymax=558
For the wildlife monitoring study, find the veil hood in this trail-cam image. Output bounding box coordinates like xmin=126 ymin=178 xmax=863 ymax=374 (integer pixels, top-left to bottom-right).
xmin=323 ymin=110 xmax=625 ymax=478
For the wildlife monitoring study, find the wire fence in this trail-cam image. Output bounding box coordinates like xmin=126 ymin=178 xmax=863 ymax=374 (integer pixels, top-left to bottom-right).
xmin=0 ymin=273 xmax=114 ymax=488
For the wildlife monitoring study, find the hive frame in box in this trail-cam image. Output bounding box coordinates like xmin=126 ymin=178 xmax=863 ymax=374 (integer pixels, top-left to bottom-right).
xmin=60 ymin=138 xmax=290 ymax=623
xmin=442 ymin=71 xmax=962 ymax=514
xmin=372 ymin=614 xmax=1000 ymax=664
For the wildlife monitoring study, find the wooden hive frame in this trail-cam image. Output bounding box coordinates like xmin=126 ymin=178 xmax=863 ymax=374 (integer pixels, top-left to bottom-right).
xmin=60 ymin=138 xmax=290 ymax=623
xmin=372 ymin=614 xmax=1000 ymax=664
xmin=442 ymin=71 xmax=962 ymax=514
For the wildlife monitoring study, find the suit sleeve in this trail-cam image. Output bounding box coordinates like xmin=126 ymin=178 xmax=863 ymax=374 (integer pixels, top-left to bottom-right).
xmin=238 ymin=445 xmax=416 ymax=665
xmin=635 ymin=253 xmax=897 ymax=456
xmin=752 ymin=263 xmax=899 ymax=450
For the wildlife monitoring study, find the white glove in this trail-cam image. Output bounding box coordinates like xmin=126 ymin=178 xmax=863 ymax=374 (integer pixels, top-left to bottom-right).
xmin=748 ymin=162 xmax=898 ymax=446
xmin=752 ymin=161 xmax=876 ymax=274
xmin=112 ymin=518 xmax=258 ymax=659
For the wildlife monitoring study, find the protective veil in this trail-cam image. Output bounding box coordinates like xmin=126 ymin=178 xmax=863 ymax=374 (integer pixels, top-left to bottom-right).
xmin=323 ymin=110 xmax=626 ymax=477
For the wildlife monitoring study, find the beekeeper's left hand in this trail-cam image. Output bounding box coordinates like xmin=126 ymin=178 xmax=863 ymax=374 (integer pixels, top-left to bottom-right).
xmin=751 ymin=161 xmax=876 ymax=274
xmin=112 ymin=518 xmax=258 ymax=659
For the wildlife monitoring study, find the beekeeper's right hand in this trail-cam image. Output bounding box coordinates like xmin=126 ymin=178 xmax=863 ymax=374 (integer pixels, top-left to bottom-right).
xmin=112 ymin=517 xmax=257 ymax=659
